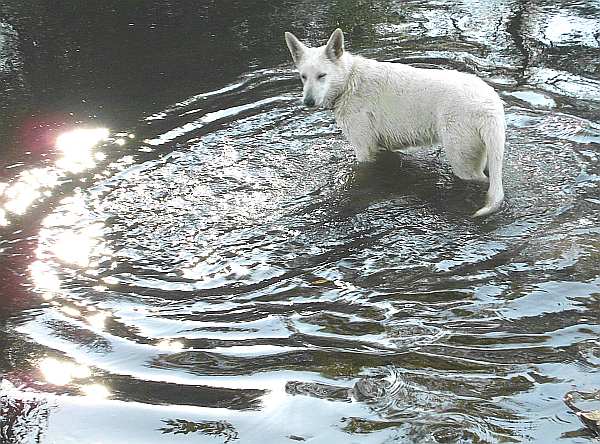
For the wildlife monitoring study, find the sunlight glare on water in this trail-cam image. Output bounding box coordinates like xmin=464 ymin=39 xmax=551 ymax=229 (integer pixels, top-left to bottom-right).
xmin=29 ymin=260 xmax=61 ymax=295
xmin=0 ymin=127 xmax=110 ymax=225
xmin=1 ymin=1 xmax=599 ymax=443
xmin=2 ymin=168 xmax=59 ymax=216
xmin=156 ymin=339 xmax=185 ymax=351
xmin=86 ymin=312 xmax=109 ymax=330
xmin=39 ymin=357 xmax=91 ymax=386
xmin=55 ymin=128 xmax=109 ymax=173
xmin=80 ymin=383 xmax=111 ymax=400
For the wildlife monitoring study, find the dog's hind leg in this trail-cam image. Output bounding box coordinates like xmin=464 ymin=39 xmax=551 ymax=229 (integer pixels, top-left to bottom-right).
xmin=441 ymin=128 xmax=489 ymax=184
xmin=441 ymin=120 xmax=505 ymax=217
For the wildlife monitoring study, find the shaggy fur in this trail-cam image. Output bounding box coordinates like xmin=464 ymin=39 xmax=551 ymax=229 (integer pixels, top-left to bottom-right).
xmin=285 ymin=28 xmax=506 ymax=217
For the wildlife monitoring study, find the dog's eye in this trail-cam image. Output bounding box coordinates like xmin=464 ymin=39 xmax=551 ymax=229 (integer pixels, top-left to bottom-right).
xmin=301 ymin=74 xmax=307 ymax=81
xmin=318 ymin=73 xmax=327 ymax=79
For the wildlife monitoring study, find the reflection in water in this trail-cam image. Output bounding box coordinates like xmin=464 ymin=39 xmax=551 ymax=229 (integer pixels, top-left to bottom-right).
xmin=80 ymin=384 xmax=111 ymax=400
xmin=159 ymin=419 xmax=239 ymax=442
xmin=51 ymin=226 xmax=104 ymax=268
xmin=55 ymin=128 xmax=109 ymax=173
xmin=0 ymin=380 xmax=50 ymax=444
xmin=0 ymin=127 xmax=110 ymax=225
xmin=156 ymin=340 xmax=185 ymax=352
xmin=2 ymin=168 xmax=59 ymax=216
xmin=29 ymin=261 xmax=60 ymax=295
xmin=39 ymin=357 xmax=91 ymax=386
xmin=1 ymin=0 xmax=600 ymax=443
xmin=87 ymin=312 xmax=109 ymax=330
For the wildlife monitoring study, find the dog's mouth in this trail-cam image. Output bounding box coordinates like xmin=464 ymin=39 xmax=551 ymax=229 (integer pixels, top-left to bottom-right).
xmin=300 ymin=98 xmax=336 ymax=111
xmin=301 ymin=100 xmax=330 ymax=110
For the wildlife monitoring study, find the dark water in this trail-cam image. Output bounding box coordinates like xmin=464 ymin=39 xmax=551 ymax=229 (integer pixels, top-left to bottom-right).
xmin=1 ymin=1 xmax=600 ymax=443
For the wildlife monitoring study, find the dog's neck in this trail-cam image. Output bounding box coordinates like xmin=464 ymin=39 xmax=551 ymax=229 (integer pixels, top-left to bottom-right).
xmin=332 ymin=53 xmax=359 ymax=114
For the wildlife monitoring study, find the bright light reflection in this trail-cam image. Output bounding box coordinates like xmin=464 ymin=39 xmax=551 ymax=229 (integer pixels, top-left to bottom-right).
xmin=544 ymin=14 xmax=599 ymax=47
xmin=53 ymin=231 xmax=97 ymax=267
xmin=157 ymin=339 xmax=184 ymax=351
xmin=61 ymin=306 xmax=81 ymax=317
xmin=3 ymin=169 xmax=60 ymax=215
xmin=29 ymin=260 xmax=61 ymax=293
xmin=87 ymin=312 xmax=108 ymax=329
xmin=0 ymin=127 xmax=108 ymax=222
xmin=39 ymin=357 xmax=91 ymax=386
xmin=81 ymin=383 xmax=111 ymax=399
xmin=55 ymin=128 xmax=109 ymax=173
xmin=72 ymin=365 xmax=92 ymax=379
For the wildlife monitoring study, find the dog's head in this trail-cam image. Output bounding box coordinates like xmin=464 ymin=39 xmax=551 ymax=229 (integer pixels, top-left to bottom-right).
xmin=284 ymin=29 xmax=349 ymax=109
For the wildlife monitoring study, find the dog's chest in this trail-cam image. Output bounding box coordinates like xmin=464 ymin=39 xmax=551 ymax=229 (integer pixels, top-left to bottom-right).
xmin=368 ymin=108 xmax=439 ymax=150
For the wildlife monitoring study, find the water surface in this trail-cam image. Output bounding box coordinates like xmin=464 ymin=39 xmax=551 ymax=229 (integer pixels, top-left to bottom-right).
xmin=1 ymin=1 xmax=600 ymax=443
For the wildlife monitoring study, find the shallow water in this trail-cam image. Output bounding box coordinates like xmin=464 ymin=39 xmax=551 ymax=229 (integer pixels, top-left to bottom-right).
xmin=1 ymin=1 xmax=600 ymax=443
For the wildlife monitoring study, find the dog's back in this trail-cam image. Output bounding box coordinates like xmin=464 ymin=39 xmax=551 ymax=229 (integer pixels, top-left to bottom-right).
xmin=335 ymin=57 xmax=503 ymax=150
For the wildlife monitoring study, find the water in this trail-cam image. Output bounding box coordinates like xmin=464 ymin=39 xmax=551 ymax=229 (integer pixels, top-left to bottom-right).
xmin=1 ymin=1 xmax=599 ymax=443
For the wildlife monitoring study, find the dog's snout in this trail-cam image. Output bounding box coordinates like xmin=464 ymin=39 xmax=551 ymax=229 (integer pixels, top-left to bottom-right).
xmin=304 ymin=97 xmax=315 ymax=107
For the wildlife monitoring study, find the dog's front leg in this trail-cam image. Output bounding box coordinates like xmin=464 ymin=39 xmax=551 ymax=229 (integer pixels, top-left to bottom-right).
xmin=342 ymin=119 xmax=379 ymax=163
xmin=355 ymin=146 xmax=378 ymax=163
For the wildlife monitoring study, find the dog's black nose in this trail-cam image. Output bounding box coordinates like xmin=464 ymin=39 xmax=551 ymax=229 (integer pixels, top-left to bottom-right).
xmin=304 ymin=97 xmax=315 ymax=107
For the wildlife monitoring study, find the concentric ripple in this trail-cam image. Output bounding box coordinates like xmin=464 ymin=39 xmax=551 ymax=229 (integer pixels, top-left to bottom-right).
xmin=2 ymin=0 xmax=600 ymax=443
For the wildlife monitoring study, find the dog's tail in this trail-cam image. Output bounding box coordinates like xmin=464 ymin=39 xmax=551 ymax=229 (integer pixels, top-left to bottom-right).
xmin=472 ymin=117 xmax=505 ymax=218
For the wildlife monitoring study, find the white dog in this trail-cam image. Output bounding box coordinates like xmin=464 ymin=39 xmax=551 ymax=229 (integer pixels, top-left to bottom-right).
xmin=285 ymin=28 xmax=505 ymax=217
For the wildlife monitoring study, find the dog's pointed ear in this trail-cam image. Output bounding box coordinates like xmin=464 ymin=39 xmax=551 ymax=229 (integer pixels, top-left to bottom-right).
xmin=285 ymin=32 xmax=307 ymax=65
xmin=325 ymin=28 xmax=344 ymax=61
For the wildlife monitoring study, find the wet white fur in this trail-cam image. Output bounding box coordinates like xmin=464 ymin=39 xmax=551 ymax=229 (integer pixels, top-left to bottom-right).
xmin=285 ymin=29 xmax=505 ymax=217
